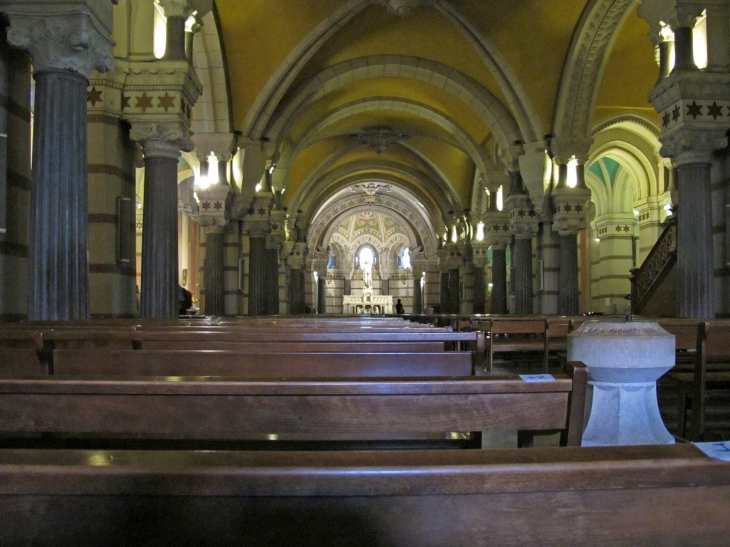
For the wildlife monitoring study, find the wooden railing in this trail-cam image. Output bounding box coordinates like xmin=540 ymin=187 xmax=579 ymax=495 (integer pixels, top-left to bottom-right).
xmin=630 ymin=216 xmax=677 ymax=314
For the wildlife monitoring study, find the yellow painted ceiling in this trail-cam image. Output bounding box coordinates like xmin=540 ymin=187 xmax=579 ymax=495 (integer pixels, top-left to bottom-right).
xmin=213 ymin=0 xmax=663 ymax=219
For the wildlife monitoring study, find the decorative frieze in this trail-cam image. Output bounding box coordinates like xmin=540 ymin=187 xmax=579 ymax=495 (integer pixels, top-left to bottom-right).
xmin=551 ymin=187 xmax=591 ymax=236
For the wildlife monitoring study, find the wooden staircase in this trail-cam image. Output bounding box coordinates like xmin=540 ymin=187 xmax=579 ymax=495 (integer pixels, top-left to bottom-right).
xmin=630 ymin=216 xmax=677 ymax=316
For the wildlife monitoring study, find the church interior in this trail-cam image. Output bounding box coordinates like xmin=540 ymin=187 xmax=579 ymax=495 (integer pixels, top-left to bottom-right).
xmin=0 ymin=0 xmax=730 ymax=544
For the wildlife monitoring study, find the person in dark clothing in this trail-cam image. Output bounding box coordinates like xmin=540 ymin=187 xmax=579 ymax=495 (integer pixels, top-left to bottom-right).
xmin=179 ymin=285 xmax=193 ymax=315
xmin=395 ymin=298 xmax=405 ymax=314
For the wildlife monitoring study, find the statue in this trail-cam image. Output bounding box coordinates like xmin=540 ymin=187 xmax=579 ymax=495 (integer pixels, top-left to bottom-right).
xmin=362 ymin=258 xmax=373 ymax=293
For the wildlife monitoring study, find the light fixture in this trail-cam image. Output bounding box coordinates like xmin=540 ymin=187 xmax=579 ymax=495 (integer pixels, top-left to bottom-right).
xmin=594 ymin=238 xmax=600 ymax=242
xmin=664 ymin=203 xmax=673 ymax=212
xmin=633 ymin=209 xmax=640 ymax=216
xmin=476 ymin=222 xmax=485 ymax=241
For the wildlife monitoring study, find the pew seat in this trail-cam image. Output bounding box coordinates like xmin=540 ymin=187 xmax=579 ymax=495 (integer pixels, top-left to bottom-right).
xmin=0 ymin=444 xmax=728 ymax=546
xmin=0 ymin=363 xmax=586 ymax=447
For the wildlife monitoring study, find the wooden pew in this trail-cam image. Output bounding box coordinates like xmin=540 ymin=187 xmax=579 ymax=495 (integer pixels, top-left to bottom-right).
xmin=487 ymin=318 xmax=548 ymax=373
xmin=0 ymin=362 xmax=587 ymax=447
xmin=34 ymin=329 xmax=485 ymax=377
xmin=668 ymin=321 xmax=730 ymax=440
xmin=0 ymin=443 xmax=728 ymax=546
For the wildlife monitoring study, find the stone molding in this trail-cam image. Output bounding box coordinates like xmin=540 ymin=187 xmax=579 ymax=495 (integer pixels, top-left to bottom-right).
xmin=371 ymin=0 xmax=435 ymax=17
xmin=553 ymin=0 xmax=633 ymax=144
xmin=157 ymin=0 xmax=194 ymax=18
xmin=6 ymin=11 xmax=114 ymax=78
xmin=482 ymin=210 xmax=512 ymax=250
xmin=308 ymin=192 xmax=437 ymax=257
xmin=196 ymin=183 xmax=231 ymax=225
xmin=552 ymin=187 xmax=591 ymax=236
xmin=649 ymin=71 xmax=730 ymax=164
xmin=284 ymin=242 xmax=308 ymax=269
xmin=129 ymin=121 xmax=194 ymax=159
xmin=471 ymin=242 xmax=490 ymax=268
xmin=192 ymin=133 xmax=237 ymax=161
xmin=506 ymin=194 xmax=540 ymax=239
xmin=659 ymin=127 xmax=728 ymax=165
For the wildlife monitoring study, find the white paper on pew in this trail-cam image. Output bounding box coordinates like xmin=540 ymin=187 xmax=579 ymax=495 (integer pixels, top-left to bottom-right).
xmin=694 ymin=441 xmax=730 ymax=461
xmin=519 ymin=374 xmax=555 ymax=382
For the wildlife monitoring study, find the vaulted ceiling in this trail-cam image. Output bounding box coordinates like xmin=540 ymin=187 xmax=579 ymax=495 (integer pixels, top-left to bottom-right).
xmin=213 ymin=0 xmax=658 ymax=225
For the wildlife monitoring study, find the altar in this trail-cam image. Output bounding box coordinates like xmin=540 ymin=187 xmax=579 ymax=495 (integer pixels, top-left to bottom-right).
xmin=343 ymin=293 xmax=393 ymax=314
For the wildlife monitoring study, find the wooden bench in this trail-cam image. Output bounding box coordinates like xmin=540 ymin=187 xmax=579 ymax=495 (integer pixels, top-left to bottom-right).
xmin=668 ymin=321 xmax=730 ymax=441
xmin=0 ymin=362 xmax=587 ymax=448
xmin=488 ymin=318 xmax=548 ymax=373
xmin=33 ymin=329 xmax=485 ymax=376
xmin=0 ymin=443 xmax=728 ymax=546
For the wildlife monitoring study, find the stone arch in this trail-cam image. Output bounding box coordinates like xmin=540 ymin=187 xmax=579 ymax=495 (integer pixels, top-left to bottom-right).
xmin=243 ymin=0 xmax=370 ymax=139
xmin=290 ymin=159 xmax=455 ymax=225
xmin=309 ymin=195 xmax=438 ymax=258
xmin=434 ymin=0 xmax=545 ymax=143
xmin=264 ymin=55 xmax=522 ymax=155
xmin=589 ymin=141 xmax=657 ymax=200
xmin=553 ymin=0 xmax=639 ymax=141
xmin=191 ymin=8 xmax=233 ymax=134
xmin=276 ymin=97 xmax=490 ymax=184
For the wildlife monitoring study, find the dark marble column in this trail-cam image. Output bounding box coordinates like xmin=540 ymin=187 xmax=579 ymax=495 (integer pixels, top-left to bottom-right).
xmin=558 ymin=233 xmax=579 ymax=316
xmin=448 ymin=268 xmax=460 ymax=314
xmin=289 ymin=269 xmax=305 ymax=314
xmin=440 ymin=272 xmax=450 ymax=313
xmin=413 ymin=274 xmax=423 ymax=314
xmin=513 ymin=237 xmax=533 ymax=314
xmin=676 ymin=162 xmax=714 ymax=318
xmin=265 ymin=246 xmax=280 ymax=315
xmin=672 ymin=26 xmax=697 ymax=73
xmin=140 ymin=155 xmax=179 ymax=318
xmin=491 ymin=247 xmax=508 ymax=314
xmin=317 ymin=276 xmax=327 ymax=314
xmin=473 ymin=266 xmax=486 ymax=314
xmin=27 ymin=70 xmax=90 ymax=320
xmin=248 ymin=236 xmax=266 ymax=316
xmin=204 ymin=228 xmax=225 ymax=316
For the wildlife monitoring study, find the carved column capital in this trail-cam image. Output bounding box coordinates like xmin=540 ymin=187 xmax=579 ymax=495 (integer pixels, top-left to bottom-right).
xmin=129 ymin=120 xmax=194 ymax=159
xmin=660 ymin=127 xmax=728 ymax=165
xmin=6 ymin=12 xmax=114 ymax=78
xmin=551 ymin=187 xmax=591 ymax=236
xmin=157 ymin=0 xmax=194 ymax=18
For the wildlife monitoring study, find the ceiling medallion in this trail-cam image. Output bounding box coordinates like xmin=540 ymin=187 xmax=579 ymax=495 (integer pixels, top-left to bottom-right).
xmin=351 ymin=182 xmax=392 ymax=206
xmin=372 ymin=0 xmax=435 ymax=17
xmin=351 ymin=126 xmax=410 ymax=154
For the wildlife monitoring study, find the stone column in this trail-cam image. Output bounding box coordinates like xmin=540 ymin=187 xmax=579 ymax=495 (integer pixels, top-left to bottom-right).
xmin=158 ymin=0 xmax=191 ymax=62
xmin=265 ymin=237 xmax=280 ymax=315
xmin=317 ymin=276 xmax=327 ymax=314
xmin=285 ymin=241 xmax=307 ymax=314
xmin=552 ymin=163 xmax=591 ymax=317
xmin=557 ymin=233 xmax=579 ymax=316
xmin=677 ymin=161 xmax=714 ymax=317
xmin=439 ymin=270 xmax=450 ymax=313
xmin=448 ymin=268 xmax=460 ymax=314
xmin=130 ymin=122 xmax=193 ymax=318
xmin=203 ymin=226 xmax=225 ymax=316
xmin=5 ymin=8 xmax=114 ymax=320
xmin=483 ymin=188 xmax=511 ymax=315
xmin=506 ymin=169 xmax=539 ymax=315
xmin=659 ymin=131 xmax=726 ymax=318
xmin=491 ymin=244 xmax=508 ymax=314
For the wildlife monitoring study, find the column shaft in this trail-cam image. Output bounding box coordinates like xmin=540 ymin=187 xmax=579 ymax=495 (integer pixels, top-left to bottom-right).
xmin=448 ymin=268 xmax=460 ymax=314
xmin=265 ymin=247 xmax=279 ymax=314
xmin=28 ymin=70 xmax=89 ymax=320
xmin=165 ymin=16 xmax=187 ymax=61
xmin=140 ymin=156 xmax=178 ymax=319
xmin=248 ymin=236 xmax=266 ymax=316
xmin=413 ymin=274 xmax=423 ymax=314
xmin=440 ymin=272 xmax=450 ymax=313
xmin=491 ymin=249 xmax=507 ymax=314
xmin=289 ymin=269 xmax=305 ymax=314
xmin=473 ymin=266 xmax=485 ymax=314
xmin=513 ymin=237 xmax=533 ymax=314
xmin=317 ymin=276 xmax=326 ymax=314
xmin=677 ymin=162 xmax=714 ymax=318
xmin=558 ymin=234 xmax=579 ymax=316
xmin=204 ymin=231 xmax=225 ymax=316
